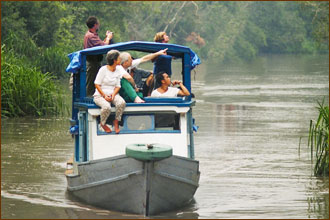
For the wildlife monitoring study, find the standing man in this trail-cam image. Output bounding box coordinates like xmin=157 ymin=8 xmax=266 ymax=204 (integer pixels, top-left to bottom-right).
xmin=84 ymin=16 xmax=113 ymax=97
xmin=153 ymin=32 xmax=173 ymax=88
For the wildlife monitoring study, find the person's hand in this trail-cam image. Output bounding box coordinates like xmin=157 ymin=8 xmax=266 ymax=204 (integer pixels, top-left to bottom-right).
xmin=104 ymin=94 xmax=112 ymax=102
xmin=172 ymin=80 xmax=182 ymax=86
xmin=158 ymin=48 xmax=168 ymax=55
xmin=106 ymin=31 xmax=113 ymax=40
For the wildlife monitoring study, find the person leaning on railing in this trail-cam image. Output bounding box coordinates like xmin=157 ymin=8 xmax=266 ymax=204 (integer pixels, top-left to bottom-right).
xmin=151 ymin=71 xmax=190 ymax=97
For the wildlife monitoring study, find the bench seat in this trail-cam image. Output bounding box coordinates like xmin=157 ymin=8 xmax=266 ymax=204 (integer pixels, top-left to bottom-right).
xmin=74 ymin=97 xmax=194 ymax=109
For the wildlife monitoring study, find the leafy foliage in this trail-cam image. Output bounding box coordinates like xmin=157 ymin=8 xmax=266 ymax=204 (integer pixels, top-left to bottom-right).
xmin=2 ymin=1 xmax=328 ymax=62
xmin=299 ymin=1 xmax=329 ymax=51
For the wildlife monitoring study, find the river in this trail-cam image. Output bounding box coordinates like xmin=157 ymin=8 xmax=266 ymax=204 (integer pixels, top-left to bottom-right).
xmin=1 ymin=54 xmax=329 ymax=219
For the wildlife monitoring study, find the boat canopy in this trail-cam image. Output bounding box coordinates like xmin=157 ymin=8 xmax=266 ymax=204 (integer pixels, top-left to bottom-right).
xmin=66 ymin=41 xmax=201 ymax=74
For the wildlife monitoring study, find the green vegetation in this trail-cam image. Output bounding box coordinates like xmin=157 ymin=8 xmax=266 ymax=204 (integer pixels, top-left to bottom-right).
xmin=308 ymin=99 xmax=329 ymax=177
xmin=1 ymin=1 xmax=329 ymax=117
xmin=1 ymin=45 xmax=67 ymax=117
xmin=2 ymin=1 xmax=328 ymax=62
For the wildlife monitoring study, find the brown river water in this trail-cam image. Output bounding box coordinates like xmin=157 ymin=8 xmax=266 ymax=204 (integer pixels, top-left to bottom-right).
xmin=1 ymin=54 xmax=329 ymax=219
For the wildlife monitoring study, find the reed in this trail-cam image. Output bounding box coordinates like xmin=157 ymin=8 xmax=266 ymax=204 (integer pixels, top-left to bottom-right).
xmin=2 ymin=32 xmax=39 ymax=58
xmin=3 ymin=32 xmax=71 ymax=78
xmin=1 ymin=45 xmax=67 ymax=117
xmin=308 ymin=99 xmax=329 ymax=177
xmin=34 ymin=46 xmax=70 ymax=78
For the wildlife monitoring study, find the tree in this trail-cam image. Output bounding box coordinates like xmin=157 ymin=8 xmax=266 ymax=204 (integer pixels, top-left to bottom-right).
xmin=299 ymin=1 xmax=329 ymax=51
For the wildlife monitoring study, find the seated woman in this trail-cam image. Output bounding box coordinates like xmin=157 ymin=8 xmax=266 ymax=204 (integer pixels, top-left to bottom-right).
xmin=93 ymin=50 xmax=126 ymax=134
xmin=151 ymin=71 xmax=190 ymax=97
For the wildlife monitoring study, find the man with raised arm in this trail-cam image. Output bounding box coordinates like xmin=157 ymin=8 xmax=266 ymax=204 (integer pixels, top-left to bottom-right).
xmin=151 ymin=71 xmax=190 ymax=97
xmin=118 ymin=49 xmax=168 ymax=102
xmin=84 ymin=16 xmax=113 ymax=97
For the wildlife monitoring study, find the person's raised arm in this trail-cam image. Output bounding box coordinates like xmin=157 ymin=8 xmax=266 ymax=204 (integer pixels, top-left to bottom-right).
xmin=172 ymin=80 xmax=190 ymax=96
xmin=140 ymin=48 xmax=168 ymax=63
xmin=104 ymin=31 xmax=113 ymax=45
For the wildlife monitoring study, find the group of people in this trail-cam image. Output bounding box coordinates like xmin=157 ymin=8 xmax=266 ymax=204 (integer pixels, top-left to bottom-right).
xmin=84 ymin=16 xmax=190 ymax=134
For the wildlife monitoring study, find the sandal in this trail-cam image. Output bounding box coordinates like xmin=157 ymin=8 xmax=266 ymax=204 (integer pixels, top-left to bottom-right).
xmin=100 ymin=124 xmax=112 ymax=133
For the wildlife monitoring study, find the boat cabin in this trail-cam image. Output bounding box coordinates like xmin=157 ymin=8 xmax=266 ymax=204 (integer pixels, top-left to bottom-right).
xmin=66 ymin=41 xmax=200 ymax=163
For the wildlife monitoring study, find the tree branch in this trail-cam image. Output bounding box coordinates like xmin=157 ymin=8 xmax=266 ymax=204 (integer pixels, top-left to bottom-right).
xmin=164 ymin=1 xmax=187 ymax=33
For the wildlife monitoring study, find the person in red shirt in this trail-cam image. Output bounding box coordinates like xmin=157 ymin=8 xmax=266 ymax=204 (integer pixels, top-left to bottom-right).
xmin=84 ymin=16 xmax=113 ymax=97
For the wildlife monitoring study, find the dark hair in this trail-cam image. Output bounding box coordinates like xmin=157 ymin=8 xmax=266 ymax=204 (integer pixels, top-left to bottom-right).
xmin=155 ymin=71 xmax=167 ymax=87
xmin=106 ymin=50 xmax=120 ymax=65
xmin=86 ymin=16 xmax=98 ymax=29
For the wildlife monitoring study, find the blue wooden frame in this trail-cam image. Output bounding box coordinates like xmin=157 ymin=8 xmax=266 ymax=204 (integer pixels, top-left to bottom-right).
xmin=96 ymin=113 xmax=182 ymax=135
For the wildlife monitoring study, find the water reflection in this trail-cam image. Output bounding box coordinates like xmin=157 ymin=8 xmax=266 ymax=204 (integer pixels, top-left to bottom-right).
xmin=306 ymin=177 xmax=329 ymax=219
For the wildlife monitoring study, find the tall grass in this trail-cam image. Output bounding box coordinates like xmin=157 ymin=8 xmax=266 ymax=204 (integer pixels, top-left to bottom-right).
xmin=3 ymin=31 xmax=71 ymax=78
xmin=1 ymin=45 xmax=67 ymax=117
xmin=308 ymin=99 xmax=329 ymax=177
xmin=2 ymin=31 xmax=39 ymax=58
xmin=34 ymin=45 xmax=75 ymax=78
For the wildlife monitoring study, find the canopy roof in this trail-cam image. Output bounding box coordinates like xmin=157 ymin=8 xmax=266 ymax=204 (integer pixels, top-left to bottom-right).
xmin=66 ymin=41 xmax=201 ymax=73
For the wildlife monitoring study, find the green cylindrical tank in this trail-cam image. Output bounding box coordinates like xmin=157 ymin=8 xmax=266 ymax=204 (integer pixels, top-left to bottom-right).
xmin=126 ymin=143 xmax=173 ymax=161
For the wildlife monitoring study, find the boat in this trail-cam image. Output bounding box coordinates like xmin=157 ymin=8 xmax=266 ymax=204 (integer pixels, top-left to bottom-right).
xmin=65 ymin=41 xmax=201 ymax=216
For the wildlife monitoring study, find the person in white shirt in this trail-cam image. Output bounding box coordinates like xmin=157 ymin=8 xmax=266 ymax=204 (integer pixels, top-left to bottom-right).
xmin=151 ymin=71 xmax=190 ymax=97
xmin=93 ymin=50 xmax=126 ymax=134
xmin=118 ymin=49 xmax=168 ymax=102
